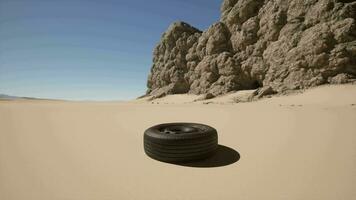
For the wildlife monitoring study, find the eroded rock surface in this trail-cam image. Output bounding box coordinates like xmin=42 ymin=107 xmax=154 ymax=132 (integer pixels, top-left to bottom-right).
xmin=147 ymin=0 xmax=356 ymax=98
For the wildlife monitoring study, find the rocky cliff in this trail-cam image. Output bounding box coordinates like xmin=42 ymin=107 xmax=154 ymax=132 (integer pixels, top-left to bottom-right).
xmin=146 ymin=0 xmax=356 ymax=99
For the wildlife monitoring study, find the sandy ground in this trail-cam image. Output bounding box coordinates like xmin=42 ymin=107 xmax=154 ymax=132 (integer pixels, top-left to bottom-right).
xmin=1 ymin=84 xmax=356 ymax=200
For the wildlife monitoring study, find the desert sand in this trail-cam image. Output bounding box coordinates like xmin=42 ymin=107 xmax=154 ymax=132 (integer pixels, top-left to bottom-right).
xmin=1 ymin=84 xmax=356 ymax=200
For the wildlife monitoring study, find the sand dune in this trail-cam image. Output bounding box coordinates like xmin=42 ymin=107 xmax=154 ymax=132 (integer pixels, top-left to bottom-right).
xmin=136 ymin=84 xmax=356 ymax=106
xmin=1 ymin=85 xmax=356 ymax=200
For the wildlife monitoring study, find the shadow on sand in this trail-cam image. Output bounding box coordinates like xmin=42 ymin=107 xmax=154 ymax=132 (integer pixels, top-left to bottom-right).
xmin=176 ymin=145 xmax=240 ymax=168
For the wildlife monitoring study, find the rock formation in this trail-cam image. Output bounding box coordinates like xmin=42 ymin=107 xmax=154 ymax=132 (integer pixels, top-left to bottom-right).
xmin=146 ymin=0 xmax=356 ymax=98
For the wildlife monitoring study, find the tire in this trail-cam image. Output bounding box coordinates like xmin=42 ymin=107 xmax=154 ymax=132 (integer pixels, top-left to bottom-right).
xmin=144 ymin=123 xmax=218 ymax=163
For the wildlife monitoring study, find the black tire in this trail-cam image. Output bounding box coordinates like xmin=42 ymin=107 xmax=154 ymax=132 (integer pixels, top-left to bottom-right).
xmin=144 ymin=123 xmax=218 ymax=163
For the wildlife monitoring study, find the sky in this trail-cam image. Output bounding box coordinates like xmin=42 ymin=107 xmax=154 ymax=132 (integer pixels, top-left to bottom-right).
xmin=0 ymin=0 xmax=222 ymax=100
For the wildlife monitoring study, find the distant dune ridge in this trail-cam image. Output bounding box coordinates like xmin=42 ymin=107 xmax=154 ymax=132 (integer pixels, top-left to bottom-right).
xmin=0 ymin=94 xmax=55 ymax=101
xmin=0 ymin=94 xmax=24 ymax=100
xmin=146 ymin=0 xmax=356 ymax=99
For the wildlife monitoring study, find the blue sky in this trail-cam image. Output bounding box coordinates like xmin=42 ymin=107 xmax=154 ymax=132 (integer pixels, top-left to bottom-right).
xmin=0 ymin=0 xmax=221 ymax=100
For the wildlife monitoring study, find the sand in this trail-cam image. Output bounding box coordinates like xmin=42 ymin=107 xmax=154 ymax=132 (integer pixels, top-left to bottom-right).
xmin=1 ymin=84 xmax=356 ymax=200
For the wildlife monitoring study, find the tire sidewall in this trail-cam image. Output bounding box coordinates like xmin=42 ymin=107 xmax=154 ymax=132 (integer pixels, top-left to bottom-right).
xmin=144 ymin=122 xmax=217 ymax=144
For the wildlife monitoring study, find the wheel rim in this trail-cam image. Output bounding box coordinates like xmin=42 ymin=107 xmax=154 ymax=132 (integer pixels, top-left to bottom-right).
xmin=161 ymin=125 xmax=200 ymax=134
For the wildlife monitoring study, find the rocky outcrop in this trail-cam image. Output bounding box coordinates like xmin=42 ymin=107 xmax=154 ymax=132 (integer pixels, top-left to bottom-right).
xmin=146 ymin=0 xmax=356 ymax=98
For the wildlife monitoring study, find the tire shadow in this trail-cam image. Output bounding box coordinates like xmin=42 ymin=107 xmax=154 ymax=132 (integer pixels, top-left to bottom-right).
xmin=176 ymin=145 xmax=240 ymax=168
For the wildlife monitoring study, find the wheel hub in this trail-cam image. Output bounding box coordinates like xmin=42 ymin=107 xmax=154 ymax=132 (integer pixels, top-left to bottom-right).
xmin=162 ymin=125 xmax=198 ymax=134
